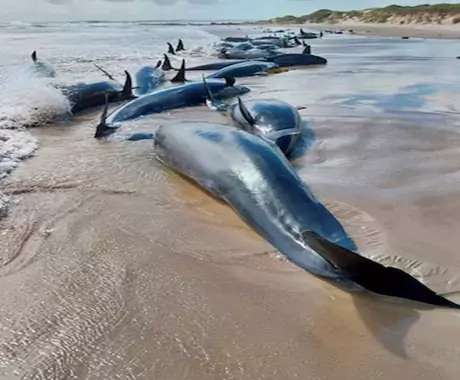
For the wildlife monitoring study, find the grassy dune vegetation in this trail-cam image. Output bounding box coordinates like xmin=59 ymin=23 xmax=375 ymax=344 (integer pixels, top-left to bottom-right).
xmin=268 ymin=3 xmax=460 ymax=25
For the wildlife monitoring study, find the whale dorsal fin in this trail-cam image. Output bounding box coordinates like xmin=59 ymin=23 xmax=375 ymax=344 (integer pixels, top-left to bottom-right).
xmin=171 ymin=59 xmax=187 ymax=83
xmin=162 ymin=54 xmax=173 ymax=71
xmin=167 ymin=42 xmax=176 ymax=55
xmin=302 ymin=40 xmax=307 ymax=47
xmin=224 ymin=76 xmax=235 ymax=86
xmin=176 ymin=39 xmax=185 ymax=52
xmin=31 ymin=51 xmax=37 ymax=62
xmin=300 ymin=28 xmax=305 ymax=35
xmin=121 ymin=70 xmax=135 ymax=99
xmin=237 ymin=97 xmax=255 ymax=125
xmin=300 ymin=231 xmax=460 ymax=309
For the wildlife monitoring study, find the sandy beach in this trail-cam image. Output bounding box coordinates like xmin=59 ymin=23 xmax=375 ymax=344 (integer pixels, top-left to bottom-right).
xmin=266 ymin=22 xmax=460 ymax=39
xmin=2 ymin=108 xmax=460 ymax=380
xmin=2 ymin=22 xmax=460 ymax=379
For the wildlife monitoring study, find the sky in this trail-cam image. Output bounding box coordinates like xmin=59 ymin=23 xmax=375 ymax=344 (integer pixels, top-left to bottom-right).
xmin=2 ymin=0 xmax=459 ymax=22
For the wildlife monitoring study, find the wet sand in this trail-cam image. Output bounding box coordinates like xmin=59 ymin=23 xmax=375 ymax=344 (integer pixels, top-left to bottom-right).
xmin=2 ymin=28 xmax=460 ymax=380
xmin=1 ymin=104 xmax=460 ymax=379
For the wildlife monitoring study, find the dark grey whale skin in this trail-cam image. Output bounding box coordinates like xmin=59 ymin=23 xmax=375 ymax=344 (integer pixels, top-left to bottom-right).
xmin=152 ymin=121 xmax=460 ymax=310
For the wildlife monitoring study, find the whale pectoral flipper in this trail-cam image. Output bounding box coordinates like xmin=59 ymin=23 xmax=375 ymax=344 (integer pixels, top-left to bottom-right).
xmin=301 ymin=231 xmax=460 ymax=309
xmin=237 ymin=97 xmax=256 ymax=125
xmin=171 ymin=60 xmax=187 ymax=83
xmin=263 ymin=128 xmax=301 ymax=157
xmin=264 ymin=128 xmax=300 ymax=141
xmin=203 ymin=75 xmax=227 ymax=112
xmin=126 ymin=132 xmax=156 ymax=141
xmin=94 ymin=94 xmax=117 ymax=138
xmin=156 ymin=60 xmax=162 ymax=68
xmin=93 ymin=63 xmax=116 ymax=81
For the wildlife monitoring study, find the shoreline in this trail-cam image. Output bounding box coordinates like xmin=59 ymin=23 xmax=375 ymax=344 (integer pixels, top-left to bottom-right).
xmin=257 ymin=22 xmax=460 ymax=39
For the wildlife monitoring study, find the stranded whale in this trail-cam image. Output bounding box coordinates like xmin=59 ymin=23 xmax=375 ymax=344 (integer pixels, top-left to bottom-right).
xmin=152 ymin=121 xmax=460 ymax=310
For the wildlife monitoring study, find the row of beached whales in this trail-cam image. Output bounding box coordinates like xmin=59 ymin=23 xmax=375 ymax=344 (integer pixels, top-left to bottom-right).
xmin=30 ymin=30 xmax=327 ymax=115
xmin=29 ymin=31 xmax=460 ymax=310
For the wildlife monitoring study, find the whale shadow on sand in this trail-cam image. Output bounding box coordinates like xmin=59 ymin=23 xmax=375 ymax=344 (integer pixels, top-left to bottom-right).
xmin=351 ymin=291 xmax=426 ymax=359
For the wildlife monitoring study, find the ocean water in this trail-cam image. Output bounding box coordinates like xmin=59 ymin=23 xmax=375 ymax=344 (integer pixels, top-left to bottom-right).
xmin=2 ymin=22 xmax=460 ymax=380
xmin=0 ymin=21 xmax=222 ymax=214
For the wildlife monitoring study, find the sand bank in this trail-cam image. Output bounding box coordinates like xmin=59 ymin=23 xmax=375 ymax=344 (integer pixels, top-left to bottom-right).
xmin=265 ymin=22 xmax=460 ymax=39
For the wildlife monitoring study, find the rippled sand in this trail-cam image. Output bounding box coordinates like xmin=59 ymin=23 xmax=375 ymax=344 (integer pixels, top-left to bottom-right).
xmin=2 ymin=29 xmax=460 ymax=379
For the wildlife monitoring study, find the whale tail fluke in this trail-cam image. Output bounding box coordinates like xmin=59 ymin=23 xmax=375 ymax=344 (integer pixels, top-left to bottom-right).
xmin=31 ymin=50 xmax=37 ymax=62
xmin=162 ymin=54 xmax=174 ymax=71
xmin=171 ymin=59 xmax=187 ymax=83
xmin=167 ymin=42 xmax=176 ymax=55
xmin=121 ymin=70 xmax=136 ymax=99
xmin=301 ymin=231 xmax=460 ymax=310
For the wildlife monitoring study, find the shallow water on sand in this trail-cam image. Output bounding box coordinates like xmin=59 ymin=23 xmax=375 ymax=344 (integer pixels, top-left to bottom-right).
xmin=2 ymin=23 xmax=460 ymax=380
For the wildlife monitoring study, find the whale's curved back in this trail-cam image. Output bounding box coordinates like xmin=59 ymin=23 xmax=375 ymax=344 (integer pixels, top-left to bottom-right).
xmin=153 ymin=122 xmax=460 ymax=310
